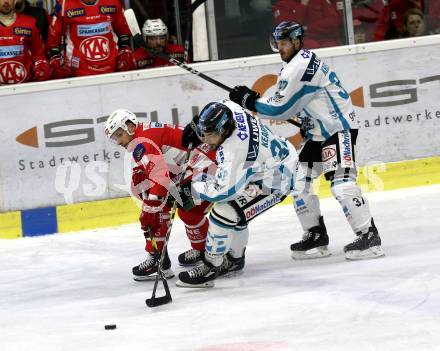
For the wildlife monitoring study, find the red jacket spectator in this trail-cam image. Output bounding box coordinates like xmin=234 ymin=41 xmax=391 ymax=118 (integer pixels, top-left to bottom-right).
xmin=374 ymin=0 xmax=425 ymax=40
xmin=0 ymin=13 xmax=49 ymax=84
xmin=46 ymin=0 xmax=135 ymax=78
xmin=351 ymin=0 xmax=385 ymax=42
xmin=272 ymin=0 xmax=344 ymax=48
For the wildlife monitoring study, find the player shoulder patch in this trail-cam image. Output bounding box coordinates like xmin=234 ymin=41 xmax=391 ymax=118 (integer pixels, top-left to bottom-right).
xmin=133 ymin=144 xmax=145 ymax=162
xmin=301 ymin=53 xmax=321 ymax=82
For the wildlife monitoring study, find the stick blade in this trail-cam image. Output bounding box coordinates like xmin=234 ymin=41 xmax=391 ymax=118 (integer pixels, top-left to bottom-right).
xmin=146 ymin=294 xmax=172 ymax=308
xmin=124 ymin=9 xmax=141 ymax=36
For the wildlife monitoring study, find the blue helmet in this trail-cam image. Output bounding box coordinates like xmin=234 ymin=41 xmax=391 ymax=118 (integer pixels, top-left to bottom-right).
xmin=270 ymin=21 xmax=304 ymax=52
xmin=197 ymin=102 xmax=234 ymax=137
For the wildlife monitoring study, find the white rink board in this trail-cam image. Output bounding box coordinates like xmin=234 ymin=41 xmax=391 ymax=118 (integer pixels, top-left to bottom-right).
xmin=0 ymin=38 xmax=439 ymax=211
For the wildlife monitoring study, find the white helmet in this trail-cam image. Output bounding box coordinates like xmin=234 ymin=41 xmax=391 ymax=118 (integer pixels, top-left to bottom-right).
xmin=142 ymin=19 xmax=168 ymax=37
xmin=104 ymin=109 xmax=138 ymax=138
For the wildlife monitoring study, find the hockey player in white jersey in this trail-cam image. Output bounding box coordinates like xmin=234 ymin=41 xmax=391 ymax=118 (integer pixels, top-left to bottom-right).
xmin=229 ymin=21 xmax=385 ymax=261
xmin=174 ymin=100 xmax=300 ymax=287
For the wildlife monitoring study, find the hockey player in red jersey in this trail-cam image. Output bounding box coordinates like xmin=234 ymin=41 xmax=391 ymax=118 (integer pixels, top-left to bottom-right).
xmin=104 ymin=109 xmax=216 ymax=281
xmin=46 ymin=0 xmax=135 ymax=78
xmin=0 ymin=0 xmax=50 ymax=84
xmin=133 ymin=18 xmax=187 ymax=69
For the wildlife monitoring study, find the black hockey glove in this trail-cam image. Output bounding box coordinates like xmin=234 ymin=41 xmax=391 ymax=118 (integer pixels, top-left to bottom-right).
xmin=168 ymin=181 xmax=197 ymax=211
xmin=229 ymin=85 xmax=260 ymax=112
xmin=182 ymin=115 xmax=201 ymax=149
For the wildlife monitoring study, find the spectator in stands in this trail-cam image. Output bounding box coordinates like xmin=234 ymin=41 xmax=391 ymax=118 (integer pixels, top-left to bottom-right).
xmin=400 ymin=7 xmax=426 ymax=37
xmin=15 ymin=0 xmax=49 ymax=42
xmin=374 ymin=0 xmax=424 ymax=40
xmin=134 ymin=18 xmax=186 ymax=69
xmin=0 ymin=0 xmax=50 ymax=84
xmin=426 ymin=0 xmax=440 ymax=34
xmin=351 ymin=0 xmax=384 ymax=42
xmin=272 ymin=0 xmax=344 ymax=48
xmin=46 ymin=0 xmax=136 ymax=79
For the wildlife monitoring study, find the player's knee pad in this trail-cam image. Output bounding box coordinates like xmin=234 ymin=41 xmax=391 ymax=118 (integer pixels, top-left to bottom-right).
xmin=229 ymin=226 xmax=249 ymax=258
xmin=206 ymin=203 xmax=240 ymax=256
xmin=331 ymin=180 xmax=372 ymax=232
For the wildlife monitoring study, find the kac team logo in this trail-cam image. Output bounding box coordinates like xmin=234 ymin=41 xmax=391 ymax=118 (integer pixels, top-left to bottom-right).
xmin=80 ymin=36 xmax=110 ymax=61
xmin=0 ymin=61 xmax=26 ymax=84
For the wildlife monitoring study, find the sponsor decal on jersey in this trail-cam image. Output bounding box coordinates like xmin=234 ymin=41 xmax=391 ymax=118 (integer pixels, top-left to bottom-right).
xmin=13 ymin=27 xmax=32 ymax=37
xmin=301 ymin=49 xmax=311 ymax=59
xmin=260 ymin=123 xmax=269 ymax=148
xmin=0 ymin=61 xmax=26 ymax=84
xmin=138 ymin=58 xmax=154 ymax=68
xmin=322 ymin=145 xmax=338 ymax=174
xmin=77 ymin=22 xmax=111 ymax=37
xmin=301 ymin=53 xmax=321 ymax=82
xmin=216 ymin=167 xmax=228 ymax=181
xmin=217 ymin=147 xmax=225 ymax=163
xmin=0 ymin=45 xmax=24 ymax=59
xmin=99 ymin=5 xmax=116 ymax=14
xmin=234 ymin=112 xmax=248 ymax=141
xmin=246 ymin=115 xmax=260 ymax=162
xmin=320 ymin=63 xmax=329 ymax=75
xmin=133 ymin=143 xmax=145 ymax=162
xmin=71 ymin=56 xmax=80 ymax=68
xmin=66 ymin=8 xmax=85 ymax=18
xmin=338 ymin=130 xmax=353 ymax=168
xmin=244 ymin=193 xmax=284 ymax=220
xmin=80 ymin=36 xmax=110 ymax=61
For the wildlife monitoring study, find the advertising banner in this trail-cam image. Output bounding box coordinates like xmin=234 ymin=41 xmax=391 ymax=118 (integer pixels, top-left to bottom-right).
xmin=1 ymin=43 xmax=439 ymax=211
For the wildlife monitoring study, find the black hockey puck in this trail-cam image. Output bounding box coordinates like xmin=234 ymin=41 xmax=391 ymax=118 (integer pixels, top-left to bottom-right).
xmin=104 ymin=324 xmax=117 ymax=330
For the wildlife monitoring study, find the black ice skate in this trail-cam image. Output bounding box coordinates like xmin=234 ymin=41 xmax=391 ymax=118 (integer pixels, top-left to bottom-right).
xmin=175 ymin=257 xmax=219 ymax=288
xmin=178 ymin=249 xmax=203 ymax=266
xmin=218 ymin=251 xmax=245 ymax=277
xmin=344 ymin=219 xmax=385 ymax=260
xmin=290 ymin=216 xmax=331 ymax=259
xmin=132 ymin=251 xmax=174 ymax=281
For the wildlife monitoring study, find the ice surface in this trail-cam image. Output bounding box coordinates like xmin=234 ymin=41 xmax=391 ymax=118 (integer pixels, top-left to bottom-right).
xmin=1 ymin=185 xmax=440 ymax=351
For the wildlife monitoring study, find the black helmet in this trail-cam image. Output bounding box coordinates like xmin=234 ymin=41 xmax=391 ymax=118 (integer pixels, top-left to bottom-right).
xmin=197 ymin=102 xmax=234 ymax=138
xmin=270 ymin=21 xmax=304 ymax=52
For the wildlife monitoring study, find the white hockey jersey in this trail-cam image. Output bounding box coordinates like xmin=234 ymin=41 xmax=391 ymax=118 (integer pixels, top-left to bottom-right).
xmin=192 ymin=100 xmax=299 ymax=203
xmin=255 ymin=49 xmax=357 ymax=142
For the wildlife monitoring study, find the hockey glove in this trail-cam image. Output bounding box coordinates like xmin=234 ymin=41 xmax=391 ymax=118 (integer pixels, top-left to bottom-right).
xmin=48 ymin=48 xmax=72 ymax=79
xmin=116 ymin=47 xmax=136 ymax=72
xmin=32 ymin=59 xmax=50 ymax=81
xmin=131 ymin=166 xmax=151 ymax=199
xmin=176 ymin=181 xmax=197 ymax=211
xmin=139 ymin=200 xmax=169 ymax=234
xmin=229 ymin=85 xmax=260 ymax=112
xmin=182 ymin=115 xmax=201 ymax=149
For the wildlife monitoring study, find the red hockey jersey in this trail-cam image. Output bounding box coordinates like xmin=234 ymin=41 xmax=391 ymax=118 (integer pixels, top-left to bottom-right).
xmin=46 ymin=0 xmax=131 ymax=76
xmin=131 ymin=122 xmax=216 ymax=198
xmin=0 ymin=14 xmax=47 ymax=84
xmin=133 ymin=43 xmax=186 ymax=69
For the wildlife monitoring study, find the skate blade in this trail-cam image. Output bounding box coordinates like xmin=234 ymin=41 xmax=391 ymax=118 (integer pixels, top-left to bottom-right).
xmin=291 ymin=246 xmax=332 ymax=260
xmin=345 ymin=246 xmax=385 ymax=260
xmin=133 ymin=269 xmax=175 ymax=281
xmin=175 ymin=279 xmax=215 ymax=288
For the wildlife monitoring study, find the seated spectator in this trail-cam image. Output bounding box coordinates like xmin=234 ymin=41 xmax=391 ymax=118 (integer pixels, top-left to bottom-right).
xmin=374 ymin=0 xmax=424 ymax=40
xmin=134 ymin=18 xmax=186 ymax=69
xmin=427 ymin=0 xmax=440 ymax=34
xmin=46 ymin=0 xmax=135 ymax=78
xmin=400 ymin=7 xmax=426 ymax=37
xmin=15 ymin=0 xmax=49 ymax=42
xmin=272 ymin=0 xmax=344 ymax=48
xmin=0 ymin=0 xmax=50 ymax=84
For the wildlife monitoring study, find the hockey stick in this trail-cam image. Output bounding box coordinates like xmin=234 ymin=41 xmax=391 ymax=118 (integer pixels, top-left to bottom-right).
xmin=145 ymin=143 xmax=194 ymax=308
xmin=123 ymin=9 xmax=301 ymax=128
xmin=184 ymin=0 xmax=208 ymax=63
